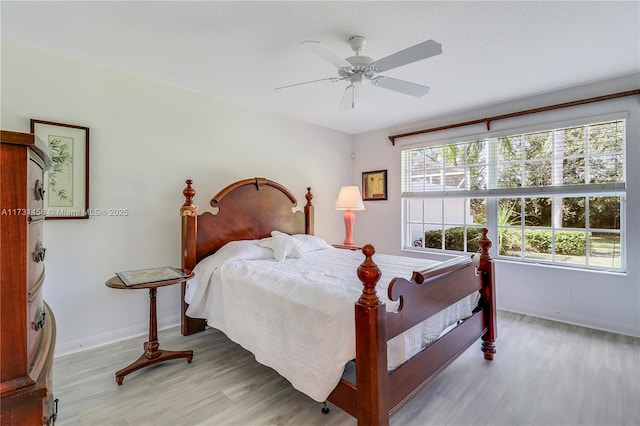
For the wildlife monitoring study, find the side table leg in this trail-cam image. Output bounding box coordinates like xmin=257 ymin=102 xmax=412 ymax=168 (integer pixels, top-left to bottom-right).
xmin=115 ymin=288 xmax=193 ymax=385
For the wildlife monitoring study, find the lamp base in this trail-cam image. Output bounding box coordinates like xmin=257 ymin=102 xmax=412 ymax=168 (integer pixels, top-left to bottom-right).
xmin=343 ymin=209 xmax=356 ymax=246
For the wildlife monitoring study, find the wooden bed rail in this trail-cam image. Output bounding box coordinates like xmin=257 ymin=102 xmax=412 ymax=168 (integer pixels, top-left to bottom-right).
xmin=410 ymin=255 xmax=473 ymax=284
xmin=385 ymin=257 xmax=477 ymax=341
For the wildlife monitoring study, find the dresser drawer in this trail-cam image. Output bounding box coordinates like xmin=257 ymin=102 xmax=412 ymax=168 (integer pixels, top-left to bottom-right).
xmin=28 ymin=221 xmax=45 ymax=289
xmin=27 ymin=273 xmax=45 ymax=366
xmin=28 ymin=152 xmax=45 ymax=215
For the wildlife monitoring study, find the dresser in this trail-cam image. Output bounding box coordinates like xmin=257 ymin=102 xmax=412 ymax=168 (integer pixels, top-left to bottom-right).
xmin=1 ymin=130 xmax=58 ymax=425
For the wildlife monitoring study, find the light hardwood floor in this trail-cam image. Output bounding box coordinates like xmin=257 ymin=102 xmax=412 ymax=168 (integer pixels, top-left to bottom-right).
xmin=52 ymin=311 xmax=639 ymax=426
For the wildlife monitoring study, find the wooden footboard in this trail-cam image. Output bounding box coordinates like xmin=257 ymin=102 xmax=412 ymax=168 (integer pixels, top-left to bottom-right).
xmin=328 ymin=229 xmax=496 ymax=426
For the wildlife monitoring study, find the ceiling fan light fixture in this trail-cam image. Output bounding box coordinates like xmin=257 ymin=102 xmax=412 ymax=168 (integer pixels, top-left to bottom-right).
xmin=351 ymin=73 xmax=364 ymax=86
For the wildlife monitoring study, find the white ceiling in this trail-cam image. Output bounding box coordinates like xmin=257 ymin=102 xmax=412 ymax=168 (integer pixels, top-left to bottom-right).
xmin=2 ymin=1 xmax=639 ymax=134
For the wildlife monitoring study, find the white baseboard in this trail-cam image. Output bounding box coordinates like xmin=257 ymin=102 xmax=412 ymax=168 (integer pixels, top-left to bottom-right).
xmin=54 ymin=315 xmax=181 ymax=358
xmin=499 ymin=304 xmax=640 ymax=338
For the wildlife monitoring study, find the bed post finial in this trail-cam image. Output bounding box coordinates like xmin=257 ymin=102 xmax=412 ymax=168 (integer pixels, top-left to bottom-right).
xmin=181 ymin=179 xmax=197 ymax=217
xmin=305 ymin=187 xmax=313 ymax=206
xmin=304 ymin=187 xmax=315 ymax=235
xmin=477 ymin=227 xmax=496 ymax=360
xmin=357 ymin=244 xmax=382 ymax=306
xmin=478 ymin=227 xmax=492 ymax=259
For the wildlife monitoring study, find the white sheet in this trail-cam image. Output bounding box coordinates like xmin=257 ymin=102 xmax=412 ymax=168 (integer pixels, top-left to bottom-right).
xmin=185 ymin=242 xmax=479 ymax=402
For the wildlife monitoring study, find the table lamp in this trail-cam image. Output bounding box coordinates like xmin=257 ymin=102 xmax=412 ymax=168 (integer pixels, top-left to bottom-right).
xmin=335 ymin=186 xmax=365 ymax=246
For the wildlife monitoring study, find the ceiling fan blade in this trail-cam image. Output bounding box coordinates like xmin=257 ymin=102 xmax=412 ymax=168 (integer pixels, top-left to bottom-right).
xmin=339 ymin=85 xmax=358 ymax=111
xmin=373 ymin=76 xmax=430 ymax=97
xmin=301 ymin=40 xmax=353 ymax=69
xmin=275 ymin=77 xmax=340 ymax=92
xmin=371 ymin=40 xmax=442 ymax=73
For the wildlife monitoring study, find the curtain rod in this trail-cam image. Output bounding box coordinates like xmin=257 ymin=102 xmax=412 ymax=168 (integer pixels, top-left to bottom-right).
xmin=388 ymin=89 xmax=640 ymax=145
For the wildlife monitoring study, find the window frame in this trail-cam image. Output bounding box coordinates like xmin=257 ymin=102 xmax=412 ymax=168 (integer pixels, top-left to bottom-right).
xmin=401 ymin=114 xmax=627 ymax=273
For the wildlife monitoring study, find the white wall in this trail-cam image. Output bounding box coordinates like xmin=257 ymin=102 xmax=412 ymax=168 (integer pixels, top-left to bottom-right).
xmin=1 ymin=41 xmax=352 ymax=355
xmin=353 ymin=74 xmax=640 ymax=337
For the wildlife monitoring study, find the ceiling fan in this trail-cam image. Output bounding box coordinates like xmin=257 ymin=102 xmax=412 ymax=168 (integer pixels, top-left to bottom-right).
xmin=275 ymin=35 xmax=442 ymax=111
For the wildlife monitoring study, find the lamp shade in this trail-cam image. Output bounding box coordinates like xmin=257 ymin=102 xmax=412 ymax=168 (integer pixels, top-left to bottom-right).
xmin=335 ymin=186 xmax=365 ymax=211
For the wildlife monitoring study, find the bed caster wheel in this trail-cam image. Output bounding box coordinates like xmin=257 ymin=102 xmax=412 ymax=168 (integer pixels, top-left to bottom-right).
xmin=321 ymin=402 xmax=330 ymax=414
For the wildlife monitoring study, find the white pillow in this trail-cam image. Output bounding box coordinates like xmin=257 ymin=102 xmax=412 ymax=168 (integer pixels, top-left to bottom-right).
xmin=259 ymin=233 xmax=304 ymax=262
xmin=291 ymin=234 xmax=332 ymax=253
xmin=270 ymin=230 xmax=291 ymax=239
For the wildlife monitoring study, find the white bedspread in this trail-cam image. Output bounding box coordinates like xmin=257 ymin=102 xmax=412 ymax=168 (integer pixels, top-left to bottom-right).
xmin=185 ymin=241 xmax=479 ymax=402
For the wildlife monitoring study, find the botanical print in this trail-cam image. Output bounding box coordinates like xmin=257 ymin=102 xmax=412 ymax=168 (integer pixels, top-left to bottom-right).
xmin=48 ymin=135 xmax=74 ymax=207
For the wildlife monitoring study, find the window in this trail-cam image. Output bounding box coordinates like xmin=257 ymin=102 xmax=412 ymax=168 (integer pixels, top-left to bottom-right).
xmin=402 ymin=119 xmax=626 ymax=272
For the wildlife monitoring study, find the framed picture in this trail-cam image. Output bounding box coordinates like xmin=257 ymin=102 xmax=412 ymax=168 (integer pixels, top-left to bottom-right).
xmin=362 ymin=169 xmax=387 ymax=201
xmin=30 ymin=119 xmax=90 ymax=219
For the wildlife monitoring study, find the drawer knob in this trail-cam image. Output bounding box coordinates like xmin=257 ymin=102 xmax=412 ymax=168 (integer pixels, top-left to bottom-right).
xmin=34 ymin=307 xmax=46 ymax=331
xmin=34 ymin=241 xmax=46 ymax=262
xmin=35 ymin=179 xmax=46 ymax=200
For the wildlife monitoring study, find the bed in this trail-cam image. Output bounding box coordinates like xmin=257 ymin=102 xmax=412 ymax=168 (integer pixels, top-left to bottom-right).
xmin=179 ymin=177 xmax=496 ymax=426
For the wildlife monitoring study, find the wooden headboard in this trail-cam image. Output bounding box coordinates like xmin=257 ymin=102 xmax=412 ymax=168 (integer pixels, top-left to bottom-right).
xmin=179 ymin=177 xmax=314 ymax=335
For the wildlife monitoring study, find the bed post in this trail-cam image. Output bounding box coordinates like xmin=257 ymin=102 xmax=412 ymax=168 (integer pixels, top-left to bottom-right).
xmin=304 ymin=187 xmax=314 ymax=235
xmin=478 ymin=228 xmax=497 ymax=360
xmin=180 ymin=179 xmax=206 ymax=336
xmin=355 ymin=245 xmax=389 ymax=426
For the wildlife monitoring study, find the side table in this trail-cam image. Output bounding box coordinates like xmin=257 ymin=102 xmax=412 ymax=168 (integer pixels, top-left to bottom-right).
xmin=105 ymin=269 xmax=194 ymax=385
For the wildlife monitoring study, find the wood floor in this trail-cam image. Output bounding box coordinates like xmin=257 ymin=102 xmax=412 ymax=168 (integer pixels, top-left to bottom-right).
xmin=52 ymin=311 xmax=639 ymax=426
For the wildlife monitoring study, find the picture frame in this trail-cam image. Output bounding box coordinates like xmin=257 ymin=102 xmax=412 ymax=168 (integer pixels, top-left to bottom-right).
xmin=30 ymin=119 xmax=90 ymax=219
xmin=362 ymin=169 xmax=388 ymax=201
